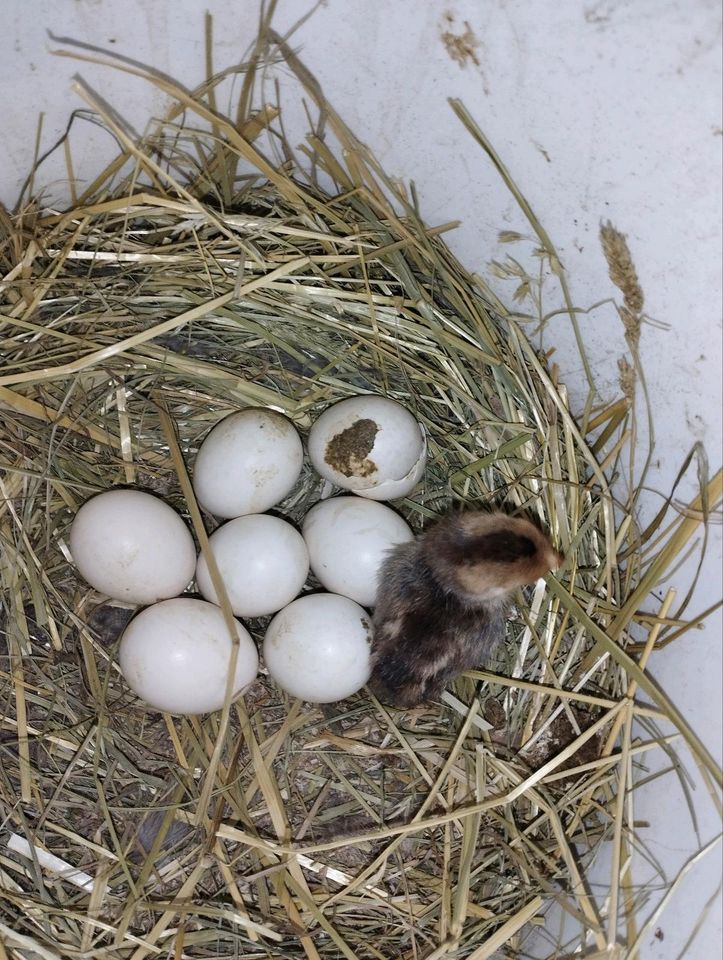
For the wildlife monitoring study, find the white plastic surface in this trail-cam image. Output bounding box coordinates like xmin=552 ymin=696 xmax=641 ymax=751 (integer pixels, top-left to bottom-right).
xmin=1 ymin=3 xmax=720 ymax=955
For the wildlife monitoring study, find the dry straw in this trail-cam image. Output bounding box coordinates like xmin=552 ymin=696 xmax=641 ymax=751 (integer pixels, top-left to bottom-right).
xmin=0 ymin=18 xmax=720 ymax=960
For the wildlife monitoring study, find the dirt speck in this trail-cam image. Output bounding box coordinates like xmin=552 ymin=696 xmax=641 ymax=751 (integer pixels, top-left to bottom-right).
xmin=252 ymin=464 xmax=279 ymax=487
xmin=520 ymin=708 xmax=601 ymax=775
xmin=440 ymin=14 xmax=480 ymax=68
xmin=533 ymin=140 xmax=552 ymax=164
xmin=87 ymin=604 xmax=135 ymax=645
xmin=325 ymin=419 xmax=379 ymax=478
xmin=257 ymin=410 xmax=291 ymax=438
xmin=483 ymin=698 xmax=506 ymax=730
xmin=585 ymin=2 xmax=615 ymax=27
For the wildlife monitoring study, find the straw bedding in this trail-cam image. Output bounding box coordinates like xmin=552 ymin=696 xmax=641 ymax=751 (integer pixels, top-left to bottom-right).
xmin=0 ymin=29 xmax=720 ymax=960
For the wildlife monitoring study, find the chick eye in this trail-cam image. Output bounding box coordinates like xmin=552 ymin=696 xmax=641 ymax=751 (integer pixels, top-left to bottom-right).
xmin=462 ymin=532 xmax=536 ymax=564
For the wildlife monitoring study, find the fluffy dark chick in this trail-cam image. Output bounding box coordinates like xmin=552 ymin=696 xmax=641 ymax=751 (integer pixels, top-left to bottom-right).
xmin=369 ymin=512 xmax=563 ymax=707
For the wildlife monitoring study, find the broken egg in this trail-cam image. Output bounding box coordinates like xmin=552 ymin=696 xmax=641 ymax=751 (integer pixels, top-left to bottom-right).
xmin=118 ymin=598 xmax=258 ymax=714
xmin=193 ymin=408 xmax=303 ymax=518
xmin=307 ymin=396 xmax=426 ymax=500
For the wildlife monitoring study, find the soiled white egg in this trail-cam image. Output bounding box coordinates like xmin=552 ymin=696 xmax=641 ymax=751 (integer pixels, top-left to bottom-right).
xmin=118 ymin=598 xmax=258 ymax=714
xmin=263 ymin=593 xmax=372 ymax=703
xmin=307 ymin=395 xmax=426 ymax=500
xmin=196 ymin=514 xmax=309 ymax=618
xmin=193 ymin=408 xmax=303 ymax=518
xmin=302 ymin=497 xmax=413 ymax=606
xmin=69 ymin=489 xmax=196 ymax=605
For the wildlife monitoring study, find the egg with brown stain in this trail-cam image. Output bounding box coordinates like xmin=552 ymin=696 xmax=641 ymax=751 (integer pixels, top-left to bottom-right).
xmin=193 ymin=408 xmax=303 ymax=518
xmin=307 ymin=396 xmax=426 ymax=500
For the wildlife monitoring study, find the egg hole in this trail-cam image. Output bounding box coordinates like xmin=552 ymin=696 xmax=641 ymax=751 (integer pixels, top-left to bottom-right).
xmin=325 ymin=418 xmax=379 ymax=477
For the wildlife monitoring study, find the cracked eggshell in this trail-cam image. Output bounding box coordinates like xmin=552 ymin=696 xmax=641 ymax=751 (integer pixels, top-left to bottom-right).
xmin=307 ymin=396 xmax=426 ymax=499
xmin=69 ymin=489 xmax=196 ymax=605
xmin=192 ymin=408 xmax=303 ymax=518
xmin=302 ymin=497 xmax=413 ymax=606
xmin=263 ymin=593 xmax=372 ymax=703
xmin=354 ymin=429 xmax=427 ymax=500
xmin=118 ymin=598 xmax=258 ymax=715
xmin=195 ymin=514 xmax=309 ymax=618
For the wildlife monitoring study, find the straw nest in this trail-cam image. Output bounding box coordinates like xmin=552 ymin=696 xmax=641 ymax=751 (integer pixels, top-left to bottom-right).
xmin=0 ymin=31 xmax=720 ymax=960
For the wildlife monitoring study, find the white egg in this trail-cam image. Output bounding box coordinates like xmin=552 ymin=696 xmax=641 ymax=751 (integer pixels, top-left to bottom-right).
xmin=193 ymin=408 xmax=303 ymax=518
xmin=302 ymin=497 xmax=414 ymax=606
xmin=118 ymin=598 xmax=258 ymax=714
xmin=307 ymin=395 xmax=426 ymax=500
xmin=263 ymin=593 xmax=372 ymax=703
xmin=195 ymin=514 xmax=309 ymax=618
xmin=69 ymin=489 xmax=196 ymax=605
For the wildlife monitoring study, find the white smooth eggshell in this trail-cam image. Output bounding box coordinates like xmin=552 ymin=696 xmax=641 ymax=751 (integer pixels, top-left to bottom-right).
xmin=263 ymin=593 xmax=372 ymax=703
xmin=69 ymin=489 xmax=196 ymax=605
xmin=307 ymin=396 xmax=426 ymax=497
xmin=195 ymin=514 xmax=309 ymax=618
xmin=302 ymin=497 xmax=413 ymax=606
xmin=193 ymin=408 xmax=303 ymax=518
xmin=118 ymin=598 xmax=258 ymax=714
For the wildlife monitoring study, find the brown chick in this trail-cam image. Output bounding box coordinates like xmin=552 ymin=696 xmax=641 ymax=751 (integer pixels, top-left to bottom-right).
xmin=369 ymin=511 xmax=563 ymax=707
